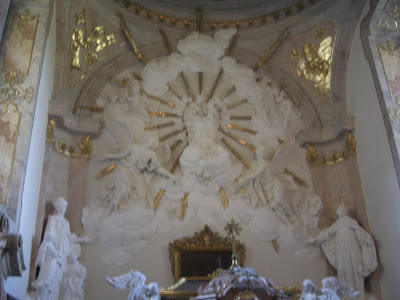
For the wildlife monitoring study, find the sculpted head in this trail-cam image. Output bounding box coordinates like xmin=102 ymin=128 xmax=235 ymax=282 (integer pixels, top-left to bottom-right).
xmin=336 ymin=204 xmax=348 ymax=218
xmin=52 ymin=196 xmax=68 ymax=215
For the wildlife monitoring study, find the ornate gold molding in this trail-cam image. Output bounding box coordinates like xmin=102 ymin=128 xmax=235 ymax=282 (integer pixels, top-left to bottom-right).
xmin=275 ymin=283 xmax=302 ymax=300
xmin=169 ymin=225 xmax=246 ymax=281
xmin=46 ymin=118 xmax=92 ymax=158
xmin=117 ymin=0 xmax=319 ymax=30
xmin=306 ymin=132 xmax=357 ymax=166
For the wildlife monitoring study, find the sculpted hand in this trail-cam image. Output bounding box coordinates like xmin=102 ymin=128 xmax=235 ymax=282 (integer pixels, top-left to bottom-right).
xmin=307 ymin=236 xmax=319 ymax=246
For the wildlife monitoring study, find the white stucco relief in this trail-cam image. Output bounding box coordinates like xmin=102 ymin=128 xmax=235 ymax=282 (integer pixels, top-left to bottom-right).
xmin=83 ymin=28 xmax=323 ymax=265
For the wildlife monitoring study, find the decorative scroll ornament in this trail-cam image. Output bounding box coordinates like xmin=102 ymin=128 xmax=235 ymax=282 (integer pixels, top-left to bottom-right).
xmin=0 ymin=71 xmax=33 ymax=115
xmin=291 ymin=27 xmax=335 ymax=101
xmin=117 ymin=0 xmax=321 ymax=30
xmin=46 ymin=118 xmax=92 ymax=158
xmin=378 ymin=1 xmax=400 ymax=33
xmin=68 ymin=9 xmax=116 ymax=86
xmin=306 ymin=132 xmax=357 ymax=166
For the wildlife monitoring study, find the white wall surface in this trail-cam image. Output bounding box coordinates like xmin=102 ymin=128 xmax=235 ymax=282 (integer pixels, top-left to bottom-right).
xmin=4 ymin=6 xmax=55 ymax=299
xmin=347 ymin=5 xmax=400 ymax=299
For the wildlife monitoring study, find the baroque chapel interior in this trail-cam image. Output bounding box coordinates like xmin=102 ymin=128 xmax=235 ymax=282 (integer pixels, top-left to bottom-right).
xmin=0 ymin=0 xmax=399 ymax=299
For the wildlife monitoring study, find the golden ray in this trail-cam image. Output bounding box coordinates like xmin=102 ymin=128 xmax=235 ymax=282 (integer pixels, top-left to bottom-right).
xmin=199 ymin=72 xmax=203 ymax=94
xmin=153 ymin=189 xmax=165 ymax=211
xmin=180 ymin=72 xmax=195 ymax=101
xmin=79 ymin=106 xmax=104 ymax=113
xmin=144 ymin=122 xmax=175 ymax=131
xmin=227 ymin=123 xmax=257 ymax=135
xmin=170 ymin=139 xmax=183 ymax=152
xmin=159 ymin=128 xmax=186 ymax=143
xmin=141 ymin=89 xmax=176 ymax=108
xmin=148 ymin=111 xmax=180 ymax=118
xmin=179 ymin=193 xmax=188 ymax=221
xmin=219 ymin=128 xmax=255 ymax=152
xmin=220 ymin=86 xmax=236 ymax=101
xmin=131 ymin=71 xmax=142 ymax=81
xmin=225 ymin=33 xmax=239 ymax=56
xmin=153 ymin=143 xmax=187 ymax=212
xmin=94 ymin=164 xmax=116 ymax=179
xmin=253 ymin=28 xmax=290 ymax=71
xmin=117 ymin=12 xmax=148 ymax=63
xmin=236 ymin=178 xmax=246 ymax=194
xmin=221 ymin=138 xmax=251 ymax=170
xmin=271 ymin=239 xmax=280 ymax=254
xmin=207 ymin=68 xmax=223 ymax=102
xmin=220 ymin=188 xmax=229 ymax=209
xmin=159 ymin=28 xmax=173 ymax=54
xmin=196 ymin=7 xmax=204 ymax=33
xmin=230 ymin=115 xmax=252 ymax=121
xmin=227 ymin=98 xmax=247 ymax=109
xmin=283 ymin=168 xmax=308 ymax=187
xmin=167 ymin=82 xmax=182 ymax=99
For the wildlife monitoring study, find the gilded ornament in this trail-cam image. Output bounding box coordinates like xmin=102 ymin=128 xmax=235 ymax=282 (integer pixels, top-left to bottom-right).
xmin=95 ymin=164 xmax=116 ymax=179
xmin=275 ymin=283 xmax=302 ymax=300
xmin=179 ymin=193 xmax=188 ymax=221
xmin=0 ymin=71 xmax=33 ymax=116
xmin=117 ymin=12 xmax=146 ymax=63
xmin=220 ymin=188 xmax=229 ymax=209
xmin=306 ymin=132 xmax=357 ymax=166
xmin=254 ymin=28 xmax=290 ymax=71
xmin=379 ymin=3 xmax=400 ymax=32
xmin=46 ymin=118 xmax=92 ymax=158
xmin=69 ymin=9 xmax=116 ymax=72
xmin=292 ymin=31 xmax=334 ymax=100
xmin=378 ymin=40 xmax=397 ymax=56
xmin=117 ymin=0 xmax=320 ymax=30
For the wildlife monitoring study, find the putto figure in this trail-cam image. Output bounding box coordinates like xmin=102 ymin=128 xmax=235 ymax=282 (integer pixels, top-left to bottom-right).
xmin=300 ymin=277 xmax=359 ymax=300
xmin=106 ymin=269 xmax=160 ymax=300
xmin=309 ymin=205 xmax=377 ymax=299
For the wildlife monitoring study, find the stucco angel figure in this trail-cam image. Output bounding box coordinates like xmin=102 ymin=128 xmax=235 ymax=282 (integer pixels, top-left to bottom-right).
xmin=239 ymin=132 xmax=321 ymax=224
xmin=99 ymin=133 xmax=175 ymax=209
xmin=106 ymin=270 xmax=160 ymax=300
xmin=31 ymin=197 xmax=71 ymax=300
xmin=308 ymin=205 xmax=377 ymax=299
xmin=300 ymin=277 xmax=359 ymax=300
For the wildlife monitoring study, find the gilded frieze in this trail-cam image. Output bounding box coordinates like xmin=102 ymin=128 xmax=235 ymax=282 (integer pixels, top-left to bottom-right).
xmin=46 ymin=118 xmax=92 ymax=158
xmin=306 ymin=132 xmax=357 ymax=166
xmin=291 ymin=24 xmax=336 ymax=102
xmin=115 ymin=0 xmax=322 ymax=30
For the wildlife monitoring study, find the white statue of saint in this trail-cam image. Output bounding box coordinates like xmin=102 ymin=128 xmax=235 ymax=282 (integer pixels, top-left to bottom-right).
xmin=60 ymin=233 xmax=89 ymax=300
xmin=106 ymin=270 xmax=160 ymax=300
xmin=31 ymin=197 xmax=71 ymax=300
xmin=99 ymin=133 xmax=175 ymax=209
xmin=308 ymin=205 xmax=378 ymax=299
xmin=300 ymin=277 xmax=359 ymax=300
